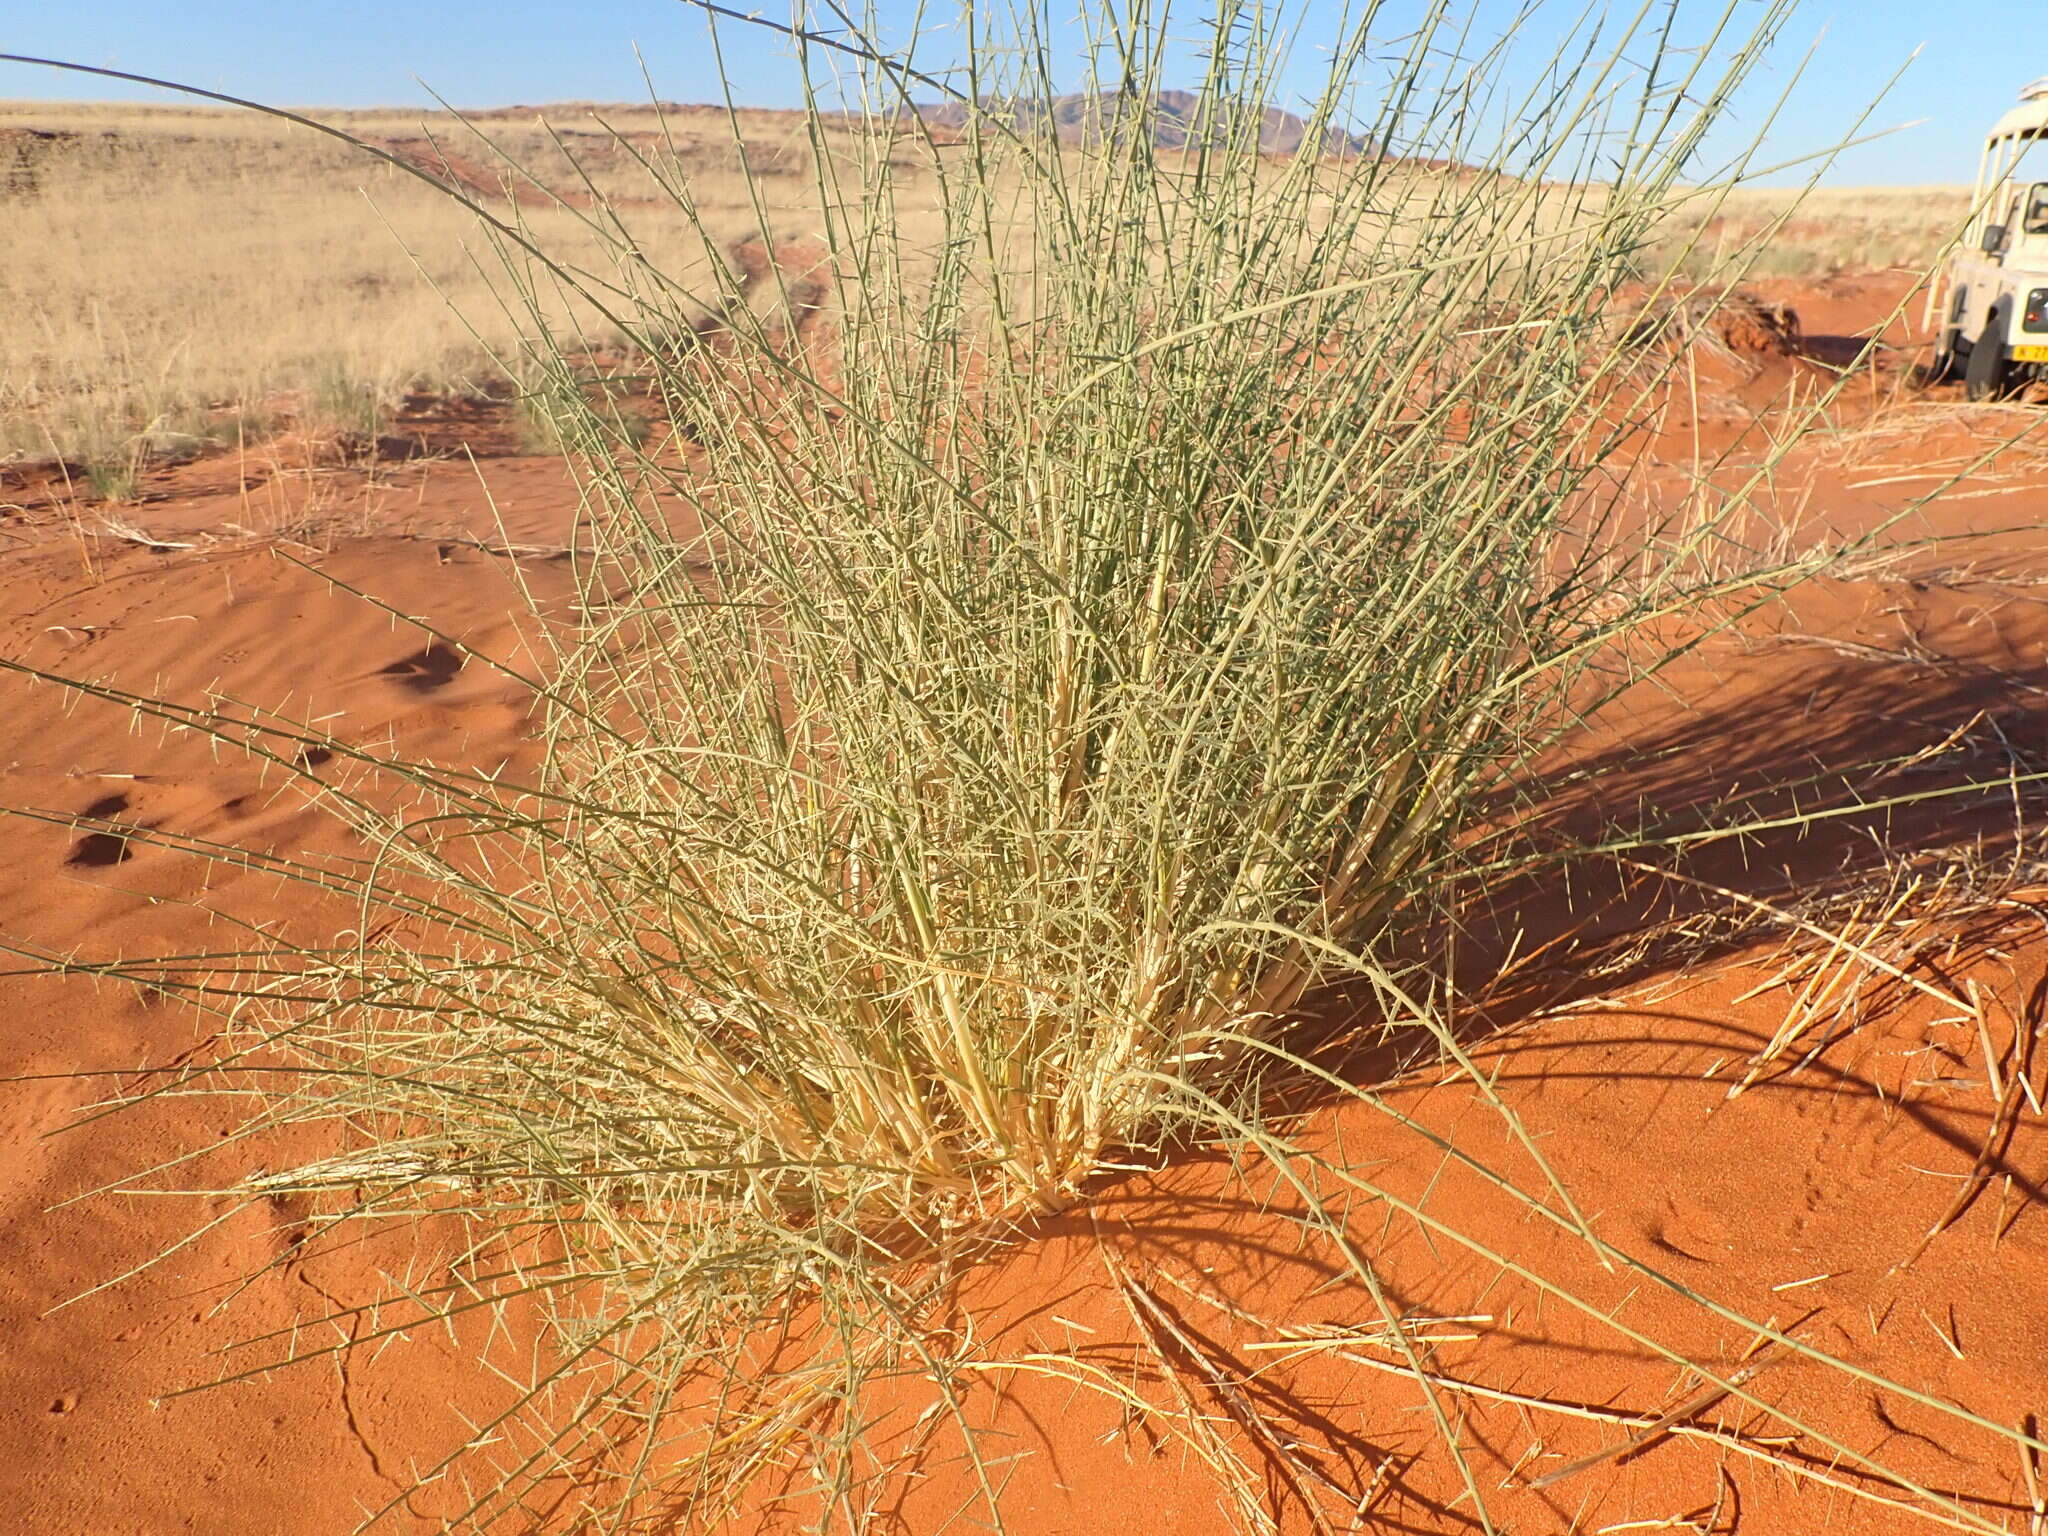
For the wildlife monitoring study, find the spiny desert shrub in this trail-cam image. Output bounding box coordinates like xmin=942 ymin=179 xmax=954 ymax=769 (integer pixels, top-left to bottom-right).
xmin=9 ymin=1 xmax=2045 ymax=1530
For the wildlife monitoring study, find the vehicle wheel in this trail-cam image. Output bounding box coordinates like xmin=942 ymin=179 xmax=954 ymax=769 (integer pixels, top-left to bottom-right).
xmin=1965 ymin=312 xmax=2010 ymax=401
xmin=1929 ymin=333 xmax=1960 ymax=383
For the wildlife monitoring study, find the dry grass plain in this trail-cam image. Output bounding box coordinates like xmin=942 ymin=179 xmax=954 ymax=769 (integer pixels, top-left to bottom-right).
xmin=1647 ymin=184 xmax=1972 ymax=278
xmin=0 ymin=100 xmax=836 ymax=473
xmin=2 ymin=100 xmax=1971 ymax=481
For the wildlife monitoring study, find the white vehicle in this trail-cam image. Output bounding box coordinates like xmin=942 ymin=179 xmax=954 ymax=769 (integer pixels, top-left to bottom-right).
xmin=1928 ymin=78 xmax=2048 ymax=399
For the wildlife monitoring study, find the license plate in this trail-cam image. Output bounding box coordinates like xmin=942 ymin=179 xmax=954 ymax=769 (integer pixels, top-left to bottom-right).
xmin=2012 ymin=344 xmax=2048 ymax=363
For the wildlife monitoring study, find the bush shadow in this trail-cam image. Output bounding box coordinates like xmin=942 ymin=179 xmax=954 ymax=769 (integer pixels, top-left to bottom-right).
xmin=1282 ymin=641 xmax=2048 ymax=1101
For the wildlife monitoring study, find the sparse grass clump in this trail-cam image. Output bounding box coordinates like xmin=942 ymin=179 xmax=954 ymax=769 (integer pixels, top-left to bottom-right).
xmin=9 ymin=2 xmax=2047 ymax=1531
xmin=304 ymin=363 xmax=392 ymax=442
xmin=507 ymin=355 xmax=655 ymax=455
xmin=82 ymin=449 xmax=140 ymax=503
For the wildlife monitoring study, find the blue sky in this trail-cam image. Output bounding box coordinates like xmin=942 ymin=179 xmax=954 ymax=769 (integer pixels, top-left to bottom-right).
xmin=0 ymin=2 xmax=2023 ymax=185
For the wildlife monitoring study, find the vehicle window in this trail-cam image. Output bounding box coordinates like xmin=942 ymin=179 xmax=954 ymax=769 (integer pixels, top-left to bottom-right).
xmin=2026 ymin=184 xmax=2048 ymax=234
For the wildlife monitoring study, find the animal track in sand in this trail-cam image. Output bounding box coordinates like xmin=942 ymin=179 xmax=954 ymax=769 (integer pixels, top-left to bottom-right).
xmin=376 ymin=642 xmax=463 ymax=693
xmin=66 ymin=792 xmax=133 ymax=868
xmin=1642 ymin=1190 xmax=1735 ymax=1264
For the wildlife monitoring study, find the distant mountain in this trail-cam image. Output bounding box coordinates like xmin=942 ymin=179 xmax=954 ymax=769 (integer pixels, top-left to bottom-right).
xmin=917 ymin=89 xmax=1377 ymax=157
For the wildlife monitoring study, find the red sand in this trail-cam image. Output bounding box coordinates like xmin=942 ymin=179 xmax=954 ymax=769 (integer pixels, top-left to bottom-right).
xmin=4 ymin=272 xmax=2048 ymax=1533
